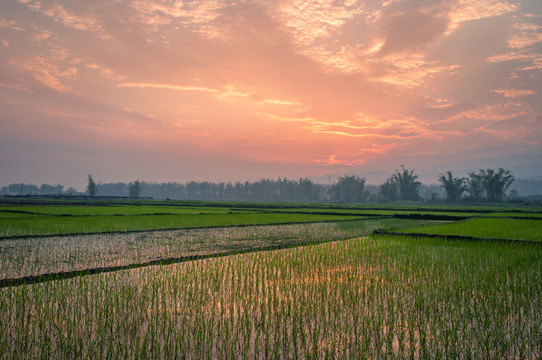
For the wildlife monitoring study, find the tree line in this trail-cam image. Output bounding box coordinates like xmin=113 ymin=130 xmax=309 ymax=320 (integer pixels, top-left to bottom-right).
xmin=1 ymin=167 xmax=518 ymax=203
xmin=327 ymin=166 xmax=515 ymax=203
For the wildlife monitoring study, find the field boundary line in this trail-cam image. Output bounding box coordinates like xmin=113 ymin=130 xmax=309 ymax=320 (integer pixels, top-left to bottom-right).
xmin=372 ymin=230 xmax=542 ymax=245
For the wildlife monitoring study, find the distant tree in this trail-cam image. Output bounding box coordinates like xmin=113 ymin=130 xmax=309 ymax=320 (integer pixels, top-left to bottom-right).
xmin=40 ymin=184 xmax=64 ymax=195
xmin=439 ymin=171 xmax=467 ymax=201
xmin=128 ymin=180 xmax=142 ymax=198
xmin=328 ymin=176 xmax=368 ymax=203
xmin=379 ymin=178 xmax=400 ymax=201
xmin=392 ymin=165 xmax=421 ymax=201
xmin=86 ymin=175 xmax=97 ymax=197
xmin=467 ymin=171 xmax=484 ymax=201
xmin=298 ymin=178 xmax=319 ymax=201
xmin=480 ymin=168 xmax=515 ymax=202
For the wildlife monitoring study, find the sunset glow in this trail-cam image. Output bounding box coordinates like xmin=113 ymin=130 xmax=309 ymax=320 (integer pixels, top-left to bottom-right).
xmin=1 ymin=0 xmax=541 ymax=188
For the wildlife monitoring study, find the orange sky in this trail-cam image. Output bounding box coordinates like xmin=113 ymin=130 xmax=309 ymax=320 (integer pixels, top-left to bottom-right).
xmin=1 ymin=0 xmax=541 ymax=188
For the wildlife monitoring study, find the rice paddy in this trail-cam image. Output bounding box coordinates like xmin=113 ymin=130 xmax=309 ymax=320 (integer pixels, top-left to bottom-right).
xmin=0 ymin=199 xmax=541 ymax=359
xmin=398 ymin=218 xmax=542 ymax=242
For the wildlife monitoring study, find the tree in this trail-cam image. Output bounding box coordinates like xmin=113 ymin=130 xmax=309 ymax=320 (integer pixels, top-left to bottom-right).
xmin=86 ymin=175 xmax=97 ymax=197
xmin=439 ymin=171 xmax=467 ymax=201
xmin=467 ymin=171 xmax=484 ymax=201
xmin=328 ymin=176 xmax=368 ymax=203
xmin=379 ymin=178 xmax=400 ymax=201
xmin=479 ymin=168 xmax=515 ymax=202
xmin=392 ymin=165 xmax=421 ymax=201
xmin=128 ymin=180 xmax=142 ymax=198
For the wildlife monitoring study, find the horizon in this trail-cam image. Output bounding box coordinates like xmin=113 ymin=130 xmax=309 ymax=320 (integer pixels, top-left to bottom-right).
xmin=1 ymin=0 xmax=541 ymax=189
xmin=2 ymin=165 xmax=541 ymax=195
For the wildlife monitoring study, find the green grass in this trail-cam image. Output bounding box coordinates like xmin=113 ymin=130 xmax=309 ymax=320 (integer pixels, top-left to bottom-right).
xmin=0 ymin=212 xmax=370 ymax=237
xmin=0 ymin=198 xmax=539 ymax=358
xmin=0 ymin=205 xmax=241 ymax=216
xmin=1 ymin=234 xmax=539 ymax=358
xmin=399 ymin=218 xmax=542 ymax=241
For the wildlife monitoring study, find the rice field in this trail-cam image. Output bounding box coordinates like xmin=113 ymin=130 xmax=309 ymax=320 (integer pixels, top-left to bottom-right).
xmin=398 ymin=218 xmax=542 ymax=242
xmin=0 ymin=200 xmax=541 ymax=359
xmin=0 ymin=219 xmax=428 ymax=280
xmin=0 ymin=212 xmax=368 ymax=238
xmin=0 ymin=235 xmax=540 ymax=359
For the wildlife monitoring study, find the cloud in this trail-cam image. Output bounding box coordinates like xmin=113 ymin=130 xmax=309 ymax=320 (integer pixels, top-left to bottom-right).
xmin=448 ymin=0 xmax=518 ymax=31
xmin=128 ymin=0 xmax=227 ymax=39
xmin=259 ymin=98 xmax=302 ymax=106
xmin=278 ymin=0 xmax=364 ymax=47
xmin=378 ymin=10 xmax=450 ymax=55
xmin=1 ymin=0 xmax=541 ymax=183
xmin=17 ymin=1 xmax=110 ymax=38
xmin=117 ymin=82 xmax=218 ymax=93
xmin=508 ymin=22 xmax=542 ymax=49
xmin=487 ymin=50 xmax=542 ymax=72
xmin=491 ymin=88 xmax=536 ymax=97
xmin=310 ymin=154 xmax=367 ymax=166
xmin=9 ymin=54 xmax=77 ymax=92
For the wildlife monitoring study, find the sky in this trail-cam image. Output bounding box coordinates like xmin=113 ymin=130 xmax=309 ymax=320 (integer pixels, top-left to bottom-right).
xmin=1 ymin=0 xmax=541 ymax=190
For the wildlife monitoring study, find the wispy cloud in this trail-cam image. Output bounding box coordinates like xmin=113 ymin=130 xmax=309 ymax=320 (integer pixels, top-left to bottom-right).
xmin=9 ymin=54 xmax=77 ymax=92
xmin=491 ymin=88 xmax=536 ymax=97
xmin=508 ymin=22 xmax=542 ymax=49
xmin=117 ymin=82 xmax=218 ymax=93
xmin=448 ymin=0 xmax=518 ymax=31
xmin=17 ymin=1 xmax=110 ymax=39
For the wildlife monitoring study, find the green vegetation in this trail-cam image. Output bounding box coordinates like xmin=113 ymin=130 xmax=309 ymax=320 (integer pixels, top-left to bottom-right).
xmin=0 ymin=219 xmax=431 ymax=281
xmin=2 ymin=200 xmax=541 ymax=239
xmin=0 ymin=212 xmax=369 ymax=238
xmin=399 ymin=218 xmax=542 ymax=242
xmin=0 ymin=235 xmax=539 ymax=358
xmin=86 ymin=175 xmax=97 ymax=197
xmin=0 ymin=205 xmax=239 ymax=216
xmin=0 ymin=199 xmax=540 ymax=358
xmin=328 ymin=175 xmax=369 ymax=202
xmin=439 ymin=171 xmax=467 ymax=201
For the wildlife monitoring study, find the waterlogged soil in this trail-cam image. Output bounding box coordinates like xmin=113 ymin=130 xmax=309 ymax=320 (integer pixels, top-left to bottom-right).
xmin=1 ymin=235 xmax=540 ymax=359
xmin=0 ymin=219 xmax=437 ymax=282
xmin=0 ymin=221 xmax=377 ymax=280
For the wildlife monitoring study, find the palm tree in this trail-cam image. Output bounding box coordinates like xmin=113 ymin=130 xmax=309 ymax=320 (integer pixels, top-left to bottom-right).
xmin=329 ymin=176 xmax=367 ymax=203
xmin=439 ymin=171 xmax=467 ymax=201
xmin=467 ymin=171 xmax=484 ymax=201
xmin=392 ymin=165 xmax=421 ymax=201
xmin=480 ymin=168 xmax=515 ymax=202
xmin=379 ymin=178 xmax=400 ymax=201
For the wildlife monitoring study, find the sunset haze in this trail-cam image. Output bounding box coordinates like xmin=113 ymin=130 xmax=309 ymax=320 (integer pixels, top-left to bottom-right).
xmin=1 ymin=0 xmax=541 ymax=189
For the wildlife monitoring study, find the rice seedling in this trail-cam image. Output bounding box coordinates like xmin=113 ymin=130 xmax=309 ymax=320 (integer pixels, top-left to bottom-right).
xmin=0 ymin=212 xmax=371 ymax=238
xmin=1 ymin=234 xmax=539 ymax=359
xmin=398 ymin=217 xmax=542 ymax=241
xmin=0 ymin=219 xmax=433 ymax=280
